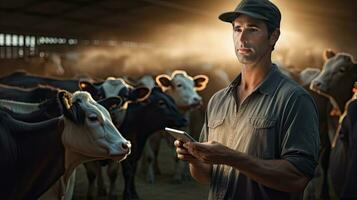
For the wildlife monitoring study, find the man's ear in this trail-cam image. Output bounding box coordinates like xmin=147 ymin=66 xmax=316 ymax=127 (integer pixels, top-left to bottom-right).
xmin=269 ymin=29 xmax=280 ymax=46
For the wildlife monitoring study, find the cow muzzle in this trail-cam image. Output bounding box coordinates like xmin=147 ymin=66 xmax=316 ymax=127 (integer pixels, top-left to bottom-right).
xmin=108 ymin=141 xmax=131 ymax=161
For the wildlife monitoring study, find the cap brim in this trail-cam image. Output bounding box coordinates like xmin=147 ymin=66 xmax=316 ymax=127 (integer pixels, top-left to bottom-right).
xmin=219 ymin=11 xmax=269 ymax=23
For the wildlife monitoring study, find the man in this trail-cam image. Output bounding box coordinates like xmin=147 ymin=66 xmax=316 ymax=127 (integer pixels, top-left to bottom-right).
xmin=174 ymin=0 xmax=320 ymax=199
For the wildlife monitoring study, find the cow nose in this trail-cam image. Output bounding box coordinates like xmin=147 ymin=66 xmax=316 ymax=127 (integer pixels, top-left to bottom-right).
xmin=122 ymin=141 xmax=131 ymax=151
xmin=193 ymin=97 xmax=201 ymax=103
xmin=314 ymin=81 xmax=321 ymax=87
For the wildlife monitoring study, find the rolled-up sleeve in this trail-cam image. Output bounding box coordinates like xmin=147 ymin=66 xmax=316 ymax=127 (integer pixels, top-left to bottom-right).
xmin=280 ymin=91 xmax=320 ymax=178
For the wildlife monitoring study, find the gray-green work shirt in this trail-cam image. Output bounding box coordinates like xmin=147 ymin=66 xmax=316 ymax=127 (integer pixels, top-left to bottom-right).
xmin=200 ymin=65 xmax=320 ymax=200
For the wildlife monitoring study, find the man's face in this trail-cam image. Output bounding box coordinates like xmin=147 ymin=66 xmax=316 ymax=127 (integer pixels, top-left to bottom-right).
xmin=232 ymin=14 xmax=272 ymax=64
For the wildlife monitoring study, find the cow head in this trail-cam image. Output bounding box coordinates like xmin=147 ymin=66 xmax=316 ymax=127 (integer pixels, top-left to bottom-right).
xmin=59 ymin=91 xmax=131 ymax=161
xmin=310 ymin=49 xmax=357 ymax=114
xmin=156 ymin=70 xmax=209 ymax=110
xmin=122 ymin=87 xmax=188 ymax=134
xmin=41 ymin=53 xmax=65 ymax=76
xmin=79 ymin=77 xmax=151 ymax=127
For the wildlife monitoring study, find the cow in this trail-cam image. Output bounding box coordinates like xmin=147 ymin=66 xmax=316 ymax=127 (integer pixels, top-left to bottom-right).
xmin=328 ymin=87 xmax=357 ymax=199
xmin=299 ymin=68 xmax=321 ymax=86
xmin=0 ymin=72 xmax=151 ymax=126
xmin=0 ymin=84 xmax=59 ymax=103
xmin=138 ymin=70 xmax=208 ymax=183
xmin=305 ymin=50 xmax=357 ymax=199
xmin=311 ymin=50 xmax=357 ymax=116
xmin=0 ymin=91 xmax=131 ymax=200
xmin=0 ymin=83 xmax=133 ymax=199
xmin=84 ymin=87 xmax=187 ymax=200
xmin=0 ymin=53 xmax=65 ymax=76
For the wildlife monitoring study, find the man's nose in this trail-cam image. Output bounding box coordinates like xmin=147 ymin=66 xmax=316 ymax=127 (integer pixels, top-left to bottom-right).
xmin=239 ymin=29 xmax=248 ymax=45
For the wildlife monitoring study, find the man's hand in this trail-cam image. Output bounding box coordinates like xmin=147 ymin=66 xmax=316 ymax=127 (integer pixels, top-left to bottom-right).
xmin=174 ymin=140 xmax=213 ymax=184
xmin=174 ymin=140 xmax=198 ymax=162
xmin=183 ymin=141 xmax=235 ymax=165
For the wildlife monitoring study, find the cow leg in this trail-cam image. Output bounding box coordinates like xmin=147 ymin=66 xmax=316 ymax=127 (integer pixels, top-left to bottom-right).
xmin=84 ymin=162 xmax=99 ymax=200
xmin=107 ymin=160 xmax=120 ymax=200
xmin=96 ymin=161 xmax=106 ymax=197
xmin=150 ymin=132 xmax=163 ymax=175
xmin=122 ymin=160 xmax=139 ymax=200
xmin=144 ymin=143 xmax=156 ymax=184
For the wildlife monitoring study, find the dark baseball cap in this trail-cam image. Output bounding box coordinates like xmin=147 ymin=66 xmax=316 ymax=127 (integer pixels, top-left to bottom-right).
xmin=219 ymin=0 xmax=281 ymax=28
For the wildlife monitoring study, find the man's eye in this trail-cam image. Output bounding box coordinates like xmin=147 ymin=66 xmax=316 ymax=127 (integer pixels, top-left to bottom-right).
xmin=234 ymin=28 xmax=242 ymax=32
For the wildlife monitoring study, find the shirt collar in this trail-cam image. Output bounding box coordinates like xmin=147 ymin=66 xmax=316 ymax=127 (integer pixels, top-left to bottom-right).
xmin=229 ymin=64 xmax=281 ymax=96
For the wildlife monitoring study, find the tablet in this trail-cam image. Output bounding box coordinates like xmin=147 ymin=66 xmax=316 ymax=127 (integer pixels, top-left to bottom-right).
xmin=165 ymin=127 xmax=197 ymax=143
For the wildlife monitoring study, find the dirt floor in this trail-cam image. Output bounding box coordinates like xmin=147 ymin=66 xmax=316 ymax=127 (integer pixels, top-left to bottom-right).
xmin=72 ymin=140 xmax=209 ymax=200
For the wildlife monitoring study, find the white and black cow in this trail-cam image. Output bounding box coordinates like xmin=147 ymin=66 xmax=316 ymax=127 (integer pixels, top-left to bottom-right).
xmin=0 ymin=72 xmax=151 ymax=126
xmin=0 ymin=53 xmax=65 ymax=77
xmin=139 ymin=70 xmax=208 ymax=183
xmin=311 ymin=50 xmax=357 ymax=115
xmin=84 ymin=87 xmax=187 ymax=200
xmin=0 ymin=91 xmax=131 ymax=200
xmin=305 ymin=50 xmax=357 ymax=199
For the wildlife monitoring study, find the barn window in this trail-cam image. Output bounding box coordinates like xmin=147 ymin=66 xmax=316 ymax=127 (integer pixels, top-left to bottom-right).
xmin=25 ymin=36 xmax=31 ymax=46
xmin=5 ymin=34 xmax=11 ymax=46
xmin=0 ymin=34 xmax=4 ymax=46
xmin=68 ymin=38 xmax=78 ymax=45
xmin=18 ymin=35 xmax=24 ymax=46
xmin=12 ymin=35 xmax=18 ymax=46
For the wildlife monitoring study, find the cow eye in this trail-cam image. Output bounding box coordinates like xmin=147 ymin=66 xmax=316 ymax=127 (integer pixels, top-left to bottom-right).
xmin=176 ymin=84 xmax=182 ymax=88
xmin=158 ymin=100 xmax=166 ymax=107
xmin=88 ymin=113 xmax=99 ymax=122
xmin=338 ymin=67 xmax=346 ymax=73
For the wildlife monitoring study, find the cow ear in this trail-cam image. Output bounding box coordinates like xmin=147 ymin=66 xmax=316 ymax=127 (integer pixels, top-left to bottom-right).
xmin=129 ymin=87 xmax=151 ymax=102
xmin=79 ymin=81 xmax=101 ymax=99
xmin=193 ymin=75 xmax=209 ymax=91
xmin=123 ymin=76 xmax=139 ymax=87
xmin=98 ymin=97 xmax=124 ymax=111
xmin=323 ymin=49 xmax=336 ymax=61
xmin=58 ymin=91 xmax=75 ymax=121
xmin=58 ymin=91 xmax=85 ymax=124
xmin=155 ymin=74 xmax=172 ymax=88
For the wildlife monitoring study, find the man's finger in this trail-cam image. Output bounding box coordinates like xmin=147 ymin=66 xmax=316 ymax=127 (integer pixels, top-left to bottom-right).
xmin=176 ymin=147 xmax=190 ymax=155
xmin=174 ymin=140 xmax=183 ymax=147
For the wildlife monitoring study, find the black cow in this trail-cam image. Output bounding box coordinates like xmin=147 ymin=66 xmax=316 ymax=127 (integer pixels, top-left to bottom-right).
xmin=0 ymin=91 xmax=130 ymax=200
xmin=84 ymin=87 xmax=187 ymax=200
xmin=0 ymin=84 xmax=59 ymax=103
xmin=329 ymin=96 xmax=357 ymax=199
xmin=308 ymin=50 xmax=357 ymax=199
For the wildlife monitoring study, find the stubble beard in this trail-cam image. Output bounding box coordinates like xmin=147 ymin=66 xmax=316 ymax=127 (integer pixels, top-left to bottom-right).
xmin=236 ymin=51 xmax=256 ymax=64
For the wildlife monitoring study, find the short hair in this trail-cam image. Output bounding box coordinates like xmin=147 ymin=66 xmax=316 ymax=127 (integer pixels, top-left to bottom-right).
xmin=266 ymin=22 xmax=278 ymax=50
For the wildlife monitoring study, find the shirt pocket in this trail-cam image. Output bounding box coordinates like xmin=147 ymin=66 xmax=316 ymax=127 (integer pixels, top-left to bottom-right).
xmin=207 ymin=118 xmax=225 ymax=142
xmin=248 ymin=117 xmax=277 ymax=159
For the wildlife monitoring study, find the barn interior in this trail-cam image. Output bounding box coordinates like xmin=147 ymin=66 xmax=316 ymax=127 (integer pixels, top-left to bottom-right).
xmin=1 ymin=0 xmax=356 ymax=79
xmin=0 ymin=0 xmax=356 ymax=199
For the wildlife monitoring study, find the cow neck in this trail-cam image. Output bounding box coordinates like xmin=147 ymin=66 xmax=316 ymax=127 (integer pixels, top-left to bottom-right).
xmin=121 ymin=102 xmax=162 ymax=142
xmin=61 ymin=119 xmax=98 ymax=184
xmin=5 ymin=115 xmax=66 ymax=199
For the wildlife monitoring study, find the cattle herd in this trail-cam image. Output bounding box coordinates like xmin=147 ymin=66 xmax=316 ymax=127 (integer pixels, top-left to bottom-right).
xmin=0 ymin=49 xmax=356 ymax=200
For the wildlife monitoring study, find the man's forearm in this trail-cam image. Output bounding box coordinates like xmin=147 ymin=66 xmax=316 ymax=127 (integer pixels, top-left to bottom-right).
xmin=226 ymin=151 xmax=310 ymax=192
xmin=189 ymin=160 xmax=212 ymax=185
